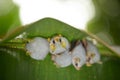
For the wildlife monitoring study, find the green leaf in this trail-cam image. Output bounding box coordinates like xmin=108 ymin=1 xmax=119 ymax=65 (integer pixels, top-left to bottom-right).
xmin=0 ymin=0 xmax=21 ymax=39
xmin=24 ymin=18 xmax=87 ymax=41
xmin=1 ymin=17 xmax=119 ymax=56
xmin=0 ymin=46 xmax=120 ymax=80
xmin=2 ymin=17 xmax=119 ymax=56
xmin=87 ymin=0 xmax=120 ymax=45
xmin=1 ymin=18 xmax=87 ymax=43
xmin=0 ymin=17 xmax=120 ymax=80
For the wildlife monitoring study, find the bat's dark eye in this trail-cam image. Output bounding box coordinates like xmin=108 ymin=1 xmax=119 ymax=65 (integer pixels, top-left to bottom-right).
xmin=75 ymin=63 xmax=78 ymax=66
xmin=53 ymin=40 xmax=55 ymax=44
xmin=59 ymin=38 xmax=62 ymax=42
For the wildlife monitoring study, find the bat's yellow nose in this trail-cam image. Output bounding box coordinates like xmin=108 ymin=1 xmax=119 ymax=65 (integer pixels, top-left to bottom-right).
xmin=61 ymin=41 xmax=66 ymax=48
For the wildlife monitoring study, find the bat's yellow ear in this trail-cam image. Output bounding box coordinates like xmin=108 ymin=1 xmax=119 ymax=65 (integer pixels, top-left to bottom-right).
xmin=47 ymin=38 xmax=51 ymax=42
xmin=58 ymin=34 xmax=62 ymax=37
xmin=54 ymin=36 xmax=59 ymax=42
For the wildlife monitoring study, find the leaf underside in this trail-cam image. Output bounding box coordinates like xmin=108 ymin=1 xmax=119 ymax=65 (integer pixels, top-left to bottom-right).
xmin=0 ymin=18 xmax=120 ymax=80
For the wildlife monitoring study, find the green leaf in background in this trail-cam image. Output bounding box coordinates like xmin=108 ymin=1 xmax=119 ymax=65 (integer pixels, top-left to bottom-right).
xmin=87 ymin=0 xmax=120 ymax=45
xmin=0 ymin=0 xmax=21 ymax=39
xmin=0 ymin=17 xmax=120 ymax=80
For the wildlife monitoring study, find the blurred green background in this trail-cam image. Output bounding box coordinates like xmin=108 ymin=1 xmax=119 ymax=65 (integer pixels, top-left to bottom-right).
xmin=87 ymin=0 xmax=120 ymax=45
